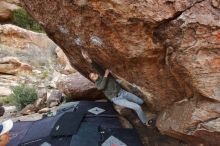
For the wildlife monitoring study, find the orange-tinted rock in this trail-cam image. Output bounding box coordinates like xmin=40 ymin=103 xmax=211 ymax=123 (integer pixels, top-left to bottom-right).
xmin=21 ymin=0 xmax=197 ymax=111
xmin=152 ymin=1 xmax=220 ymax=144
xmin=157 ymin=98 xmax=220 ymax=145
xmin=21 ymin=0 xmax=220 ymax=145
xmin=154 ymin=0 xmax=220 ymax=102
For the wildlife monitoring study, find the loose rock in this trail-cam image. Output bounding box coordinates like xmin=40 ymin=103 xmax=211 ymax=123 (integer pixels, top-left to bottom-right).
xmin=47 ymin=90 xmax=63 ymax=108
xmin=57 ymin=72 xmax=105 ymax=100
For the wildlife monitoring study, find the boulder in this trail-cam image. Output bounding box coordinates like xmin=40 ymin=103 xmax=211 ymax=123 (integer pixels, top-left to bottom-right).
xmin=157 ymin=98 xmax=220 ymax=145
xmin=57 ymin=72 xmax=105 ymax=100
xmin=20 ymin=0 xmax=199 ymax=111
xmin=21 ymin=0 xmax=220 ymax=145
xmin=20 ymin=104 xmax=36 ymax=115
xmin=47 ymin=90 xmax=62 ymax=108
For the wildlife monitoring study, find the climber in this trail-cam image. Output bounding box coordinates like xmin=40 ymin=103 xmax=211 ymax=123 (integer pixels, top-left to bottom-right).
xmin=82 ymin=50 xmax=152 ymax=126
xmin=0 ymin=119 xmax=13 ymax=146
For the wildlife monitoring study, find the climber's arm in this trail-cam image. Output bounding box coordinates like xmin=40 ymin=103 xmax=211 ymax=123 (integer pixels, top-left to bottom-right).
xmin=91 ymin=62 xmax=105 ymax=75
xmin=82 ymin=50 xmax=105 ymax=75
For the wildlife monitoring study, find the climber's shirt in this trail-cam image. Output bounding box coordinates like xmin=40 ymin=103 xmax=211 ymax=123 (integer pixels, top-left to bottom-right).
xmin=91 ymin=62 xmax=121 ymax=100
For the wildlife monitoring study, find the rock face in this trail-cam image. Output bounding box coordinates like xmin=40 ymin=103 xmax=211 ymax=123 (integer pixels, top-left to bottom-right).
xmin=0 ymin=24 xmax=74 ymax=74
xmin=0 ymin=24 xmax=54 ymax=50
xmin=21 ymin=0 xmax=220 ymax=145
xmin=0 ymin=24 xmax=75 ymax=97
xmin=0 ymin=57 xmax=32 ymax=75
xmin=157 ymin=98 xmax=220 ymax=146
xmin=57 ymin=72 xmax=105 ymax=100
xmin=0 ymin=56 xmax=32 ymax=97
xmin=0 ymin=24 xmax=54 ymax=97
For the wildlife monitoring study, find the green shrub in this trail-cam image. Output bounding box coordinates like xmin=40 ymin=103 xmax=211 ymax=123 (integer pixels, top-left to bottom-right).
xmin=42 ymin=70 xmax=49 ymax=79
xmin=12 ymin=8 xmax=44 ymax=33
xmin=0 ymin=96 xmax=13 ymax=105
xmin=10 ymin=84 xmax=37 ymax=110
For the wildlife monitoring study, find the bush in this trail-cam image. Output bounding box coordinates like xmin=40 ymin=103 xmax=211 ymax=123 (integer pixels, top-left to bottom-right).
xmin=42 ymin=70 xmax=49 ymax=79
xmin=12 ymin=8 xmax=44 ymax=33
xmin=10 ymin=84 xmax=37 ymax=110
xmin=0 ymin=96 xmax=13 ymax=105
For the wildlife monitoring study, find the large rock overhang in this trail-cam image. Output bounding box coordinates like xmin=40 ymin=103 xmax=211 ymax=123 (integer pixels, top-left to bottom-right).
xmin=21 ymin=0 xmax=220 ymax=145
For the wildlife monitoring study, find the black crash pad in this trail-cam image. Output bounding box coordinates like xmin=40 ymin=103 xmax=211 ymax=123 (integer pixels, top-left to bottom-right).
xmin=99 ymin=128 xmax=143 ymax=146
xmin=8 ymin=101 xmax=129 ymax=146
xmin=51 ymin=111 xmax=86 ymax=137
xmin=83 ymin=116 xmax=121 ymax=129
xmin=21 ymin=113 xmax=63 ymax=143
xmin=8 ymin=121 xmax=33 ymax=146
xmin=70 ymin=123 xmax=100 ymax=146
xmin=77 ymin=101 xmax=118 ymax=116
xmin=20 ymin=136 xmax=72 ymax=146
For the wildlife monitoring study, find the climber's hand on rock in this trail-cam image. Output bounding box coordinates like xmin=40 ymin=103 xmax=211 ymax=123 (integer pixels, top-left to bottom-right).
xmin=82 ymin=50 xmax=92 ymax=63
xmin=104 ymin=69 xmax=110 ymax=77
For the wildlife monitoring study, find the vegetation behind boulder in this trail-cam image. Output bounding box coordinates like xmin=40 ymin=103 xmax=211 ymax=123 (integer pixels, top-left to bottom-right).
xmin=12 ymin=8 xmax=44 ymax=33
xmin=10 ymin=84 xmax=37 ymax=110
